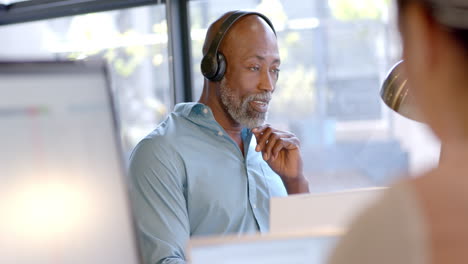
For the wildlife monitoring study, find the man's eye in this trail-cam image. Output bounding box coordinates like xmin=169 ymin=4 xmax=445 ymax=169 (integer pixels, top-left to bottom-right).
xmin=248 ymin=66 xmax=260 ymax=72
xmin=271 ymin=68 xmax=280 ymax=74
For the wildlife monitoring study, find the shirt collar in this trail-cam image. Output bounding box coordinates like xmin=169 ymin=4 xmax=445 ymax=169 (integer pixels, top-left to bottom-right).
xmin=174 ymin=102 xmax=253 ymax=146
xmin=174 ymin=102 xmax=201 ymax=117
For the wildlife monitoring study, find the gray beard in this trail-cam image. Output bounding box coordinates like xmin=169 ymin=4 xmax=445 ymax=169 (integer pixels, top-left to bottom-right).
xmin=219 ymin=78 xmax=271 ymax=129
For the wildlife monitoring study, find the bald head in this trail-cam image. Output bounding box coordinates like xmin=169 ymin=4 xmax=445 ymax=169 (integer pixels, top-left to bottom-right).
xmin=202 ymin=11 xmax=277 ymax=56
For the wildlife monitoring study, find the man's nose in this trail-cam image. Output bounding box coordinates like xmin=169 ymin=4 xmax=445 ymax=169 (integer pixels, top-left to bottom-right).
xmin=258 ymin=70 xmax=275 ymax=92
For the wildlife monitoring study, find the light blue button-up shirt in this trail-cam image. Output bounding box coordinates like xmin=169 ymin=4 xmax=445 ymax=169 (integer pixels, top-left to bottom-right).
xmin=128 ymin=102 xmax=287 ymax=264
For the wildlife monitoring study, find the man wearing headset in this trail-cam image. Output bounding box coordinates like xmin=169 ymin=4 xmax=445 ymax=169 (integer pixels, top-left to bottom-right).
xmin=128 ymin=11 xmax=309 ymax=264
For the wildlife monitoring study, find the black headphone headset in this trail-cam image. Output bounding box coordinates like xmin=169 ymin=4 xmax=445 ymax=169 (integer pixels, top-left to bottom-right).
xmin=200 ymin=10 xmax=277 ymax=82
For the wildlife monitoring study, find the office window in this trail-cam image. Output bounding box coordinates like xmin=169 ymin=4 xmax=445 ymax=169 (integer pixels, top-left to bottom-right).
xmin=0 ymin=4 xmax=171 ymax=157
xmin=0 ymin=0 xmax=27 ymax=3
xmin=189 ymin=0 xmax=440 ymax=192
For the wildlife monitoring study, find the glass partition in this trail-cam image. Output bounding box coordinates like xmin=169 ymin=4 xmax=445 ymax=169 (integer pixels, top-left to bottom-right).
xmin=189 ymin=0 xmax=440 ymax=192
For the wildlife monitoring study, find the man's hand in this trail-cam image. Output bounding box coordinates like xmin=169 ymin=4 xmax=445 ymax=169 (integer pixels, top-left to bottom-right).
xmin=252 ymin=124 xmax=309 ymax=194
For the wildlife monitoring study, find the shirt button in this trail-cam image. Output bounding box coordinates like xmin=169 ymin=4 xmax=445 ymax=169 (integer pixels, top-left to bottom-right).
xmin=253 ymin=204 xmax=257 ymax=209
xmin=203 ymin=108 xmax=208 ymax=114
xmin=217 ymin=131 xmax=223 ymax=136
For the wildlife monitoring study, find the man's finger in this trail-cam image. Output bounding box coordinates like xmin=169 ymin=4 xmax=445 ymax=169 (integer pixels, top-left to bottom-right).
xmin=271 ymin=139 xmax=285 ymax=160
xmin=254 ymin=126 xmax=273 ymax=152
xmin=263 ymin=132 xmax=281 ymax=159
xmin=270 ymin=135 xmax=299 ymax=159
xmin=252 ymin=124 xmax=271 ymax=134
xmin=281 ymin=136 xmax=301 ymax=150
xmin=256 ymin=130 xmax=290 ymax=153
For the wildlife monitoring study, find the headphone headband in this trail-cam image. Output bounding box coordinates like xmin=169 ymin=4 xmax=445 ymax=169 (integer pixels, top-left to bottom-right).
xmin=201 ymin=11 xmax=277 ymax=81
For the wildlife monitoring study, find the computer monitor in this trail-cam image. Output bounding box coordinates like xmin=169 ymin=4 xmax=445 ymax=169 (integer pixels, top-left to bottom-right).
xmin=187 ymin=231 xmax=340 ymax=264
xmin=0 ymin=61 xmax=141 ymax=264
xmin=270 ymin=187 xmax=385 ymax=234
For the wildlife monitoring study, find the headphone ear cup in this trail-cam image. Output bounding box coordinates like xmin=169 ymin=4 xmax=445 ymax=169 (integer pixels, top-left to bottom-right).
xmin=212 ymin=52 xmax=226 ymax=82
xmin=201 ymin=54 xmax=217 ymax=80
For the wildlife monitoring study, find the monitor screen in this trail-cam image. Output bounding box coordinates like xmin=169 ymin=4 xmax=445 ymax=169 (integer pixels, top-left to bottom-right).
xmin=0 ymin=61 xmax=140 ymax=264
xmin=270 ymin=187 xmax=385 ymax=234
xmin=188 ymin=233 xmax=339 ymax=264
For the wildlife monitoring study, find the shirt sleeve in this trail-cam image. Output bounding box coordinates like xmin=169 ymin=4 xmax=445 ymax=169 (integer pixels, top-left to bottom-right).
xmin=128 ymin=138 xmax=189 ymax=264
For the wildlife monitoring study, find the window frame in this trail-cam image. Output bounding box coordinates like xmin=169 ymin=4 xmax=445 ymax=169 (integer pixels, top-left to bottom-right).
xmin=0 ymin=0 xmax=162 ymax=25
xmin=0 ymin=0 xmax=194 ymax=105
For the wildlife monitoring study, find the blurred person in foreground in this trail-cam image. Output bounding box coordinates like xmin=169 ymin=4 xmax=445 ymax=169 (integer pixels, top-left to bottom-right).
xmin=328 ymin=0 xmax=468 ymax=263
xmin=128 ymin=11 xmax=309 ymax=264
